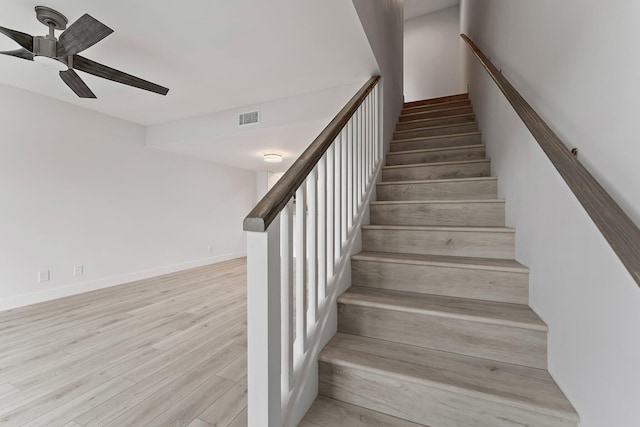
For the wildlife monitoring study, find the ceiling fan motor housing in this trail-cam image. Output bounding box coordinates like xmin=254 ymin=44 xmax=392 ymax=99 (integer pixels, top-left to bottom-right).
xmin=33 ymin=35 xmax=58 ymax=59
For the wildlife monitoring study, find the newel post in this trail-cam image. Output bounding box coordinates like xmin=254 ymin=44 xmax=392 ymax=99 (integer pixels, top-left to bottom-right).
xmin=246 ymin=217 xmax=282 ymax=427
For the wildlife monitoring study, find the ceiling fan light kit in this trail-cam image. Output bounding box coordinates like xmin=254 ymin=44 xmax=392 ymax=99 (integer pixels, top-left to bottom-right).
xmin=0 ymin=6 xmax=169 ymax=99
xmin=33 ymin=55 xmax=68 ymax=71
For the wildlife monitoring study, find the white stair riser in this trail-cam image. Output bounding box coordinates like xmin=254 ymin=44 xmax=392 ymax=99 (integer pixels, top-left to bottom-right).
xmin=386 ymin=146 xmax=486 ymax=166
xmin=396 ymin=114 xmax=475 ymax=132
xmin=377 ymin=179 xmax=497 ymax=201
xmin=319 ymin=363 xmax=576 ymax=427
xmin=390 ymin=134 xmax=481 ymax=152
xmin=370 ymin=202 xmax=505 ymax=227
xmin=351 ymin=260 xmax=529 ymax=304
xmin=382 ymin=161 xmax=491 ymax=181
xmin=337 ymin=304 xmax=547 ymax=368
xmin=394 ymin=123 xmax=479 ymax=141
xmin=399 ymin=106 xmax=474 ymax=122
xmin=362 ymin=228 xmax=515 ymax=259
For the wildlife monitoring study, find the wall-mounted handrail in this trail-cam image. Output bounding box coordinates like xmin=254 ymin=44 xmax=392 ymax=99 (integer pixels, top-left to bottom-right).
xmin=461 ymin=33 xmax=640 ymax=288
xmin=243 ymin=76 xmax=380 ymax=232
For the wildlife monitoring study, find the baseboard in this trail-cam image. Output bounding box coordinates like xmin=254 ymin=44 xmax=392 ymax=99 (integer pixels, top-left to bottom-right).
xmin=0 ymin=252 xmax=246 ymax=312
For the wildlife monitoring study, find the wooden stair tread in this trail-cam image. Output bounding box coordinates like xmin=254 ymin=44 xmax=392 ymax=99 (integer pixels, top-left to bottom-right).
xmin=400 ymin=106 xmax=473 ymax=119
xmin=376 ymin=177 xmax=499 ymax=201
xmin=395 ymin=121 xmax=479 ymax=134
xmin=382 ymin=158 xmax=489 ymax=170
xmin=339 ymin=287 xmax=546 ymax=331
xmin=370 ymin=199 xmax=504 ymax=205
xmin=395 ymin=114 xmax=476 ymax=132
xmin=403 ymin=93 xmax=468 ymax=108
xmin=300 ymin=396 xmax=424 ymax=427
xmin=386 ymin=144 xmax=484 ymax=156
xmin=320 ymin=333 xmax=579 ymax=422
xmin=363 ymin=224 xmax=515 ymax=232
xmin=402 ymin=100 xmax=471 ymax=114
xmin=362 ymin=224 xmax=516 ymax=233
xmin=391 ymin=131 xmax=481 ymax=143
xmin=377 ymin=176 xmax=497 ymax=186
xmin=397 ymin=112 xmax=475 ymax=126
xmin=352 ymin=251 xmax=528 ymax=273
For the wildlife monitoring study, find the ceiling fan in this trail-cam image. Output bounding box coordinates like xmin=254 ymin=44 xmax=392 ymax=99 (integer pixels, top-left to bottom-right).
xmin=0 ymin=6 xmax=169 ymax=98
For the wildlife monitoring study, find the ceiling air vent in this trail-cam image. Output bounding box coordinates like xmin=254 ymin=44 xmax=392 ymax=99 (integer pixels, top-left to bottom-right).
xmin=239 ymin=110 xmax=260 ymax=126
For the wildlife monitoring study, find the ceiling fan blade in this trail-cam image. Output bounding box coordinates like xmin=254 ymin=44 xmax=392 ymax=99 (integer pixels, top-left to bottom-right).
xmin=60 ymin=69 xmax=96 ymax=98
xmin=0 ymin=48 xmax=34 ymax=61
xmin=57 ymin=14 xmax=113 ymax=57
xmin=0 ymin=25 xmax=33 ymax=51
xmin=72 ymin=55 xmax=169 ymax=96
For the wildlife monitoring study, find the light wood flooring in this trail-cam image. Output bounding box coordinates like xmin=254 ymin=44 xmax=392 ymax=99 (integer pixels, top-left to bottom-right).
xmin=0 ymin=258 xmax=248 ymax=427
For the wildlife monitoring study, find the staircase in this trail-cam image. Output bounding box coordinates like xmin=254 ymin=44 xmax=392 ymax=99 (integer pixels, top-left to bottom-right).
xmin=300 ymin=94 xmax=579 ymax=426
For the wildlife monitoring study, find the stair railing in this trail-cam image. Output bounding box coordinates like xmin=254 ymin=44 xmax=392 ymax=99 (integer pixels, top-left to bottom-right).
xmin=461 ymin=34 xmax=640 ymax=288
xmin=243 ymin=76 xmax=382 ymax=426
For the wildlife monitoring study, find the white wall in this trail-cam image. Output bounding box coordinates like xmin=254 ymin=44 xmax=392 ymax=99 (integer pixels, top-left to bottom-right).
xmin=352 ymin=0 xmax=404 ymax=154
xmin=0 ymin=84 xmax=256 ymax=310
xmin=404 ymin=6 xmax=462 ymax=101
xmin=255 ymin=171 xmax=284 ymax=203
xmin=460 ymin=1 xmax=640 ymax=426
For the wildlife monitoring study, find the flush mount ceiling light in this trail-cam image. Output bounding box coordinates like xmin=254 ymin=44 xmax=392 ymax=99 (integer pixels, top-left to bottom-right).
xmin=263 ymin=153 xmax=283 ymax=163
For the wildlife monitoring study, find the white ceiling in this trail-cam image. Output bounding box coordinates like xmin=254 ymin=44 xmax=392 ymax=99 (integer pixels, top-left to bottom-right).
xmin=0 ymin=0 xmax=377 ymax=126
xmin=147 ymin=82 xmax=362 ymax=173
xmin=157 ymin=119 xmax=330 ymax=174
xmin=404 ymin=0 xmax=460 ymax=21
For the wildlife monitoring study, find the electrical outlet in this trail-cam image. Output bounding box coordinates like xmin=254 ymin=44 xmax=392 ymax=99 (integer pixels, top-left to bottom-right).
xmin=73 ymin=265 xmax=83 ymax=277
xmin=208 ymin=245 xmax=214 ymax=254
xmin=38 ymin=270 xmax=50 ymax=283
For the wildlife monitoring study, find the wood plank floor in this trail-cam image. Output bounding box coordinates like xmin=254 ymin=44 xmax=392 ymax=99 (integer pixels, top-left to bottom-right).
xmin=0 ymin=258 xmax=248 ymax=427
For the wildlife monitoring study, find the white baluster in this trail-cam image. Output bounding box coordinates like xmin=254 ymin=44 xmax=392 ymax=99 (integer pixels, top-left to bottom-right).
xmin=358 ymin=107 xmax=365 ymax=205
xmin=347 ymin=118 xmax=354 ymax=229
xmin=334 ymin=133 xmax=342 ymax=261
xmin=365 ymin=96 xmax=370 ymax=181
xmin=371 ymin=93 xmax=376 ymax=169
xmin=280 ymin=201 xmax=293 ymax=392
xmin=352 ymin=113 xmax=357 ymax=216
xmin=294 ymin=185 xmax=307 ymax=357
xmin=376 ymin=84 xmax=381 ymax=162
xmin=353 ymin=111 xmax=359 ymax=212
xmin=356 ymin=107 xmax=362 ymax=206
xmin=317 ymin=156 xmax=327 ymax=302
xmin=371 ymin=90 xmax=375 ymax=164
xmin=369 ymin=93 xmax=373 ymax=178
xmin=306 ymin=171 xmax=317 ymax=326
xmin=341 ymin=126 xmax=348 ymax=243
xmin=371 ymin=91 xmax=375 ymax=164
xmin=326 ymin=146 xmax=334 ymax=280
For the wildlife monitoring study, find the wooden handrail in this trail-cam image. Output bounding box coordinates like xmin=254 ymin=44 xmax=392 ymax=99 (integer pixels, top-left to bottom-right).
xmin=243 ymin=76 xmax=380 ymax=232
xmin=461 ymin=34 xmax=640 ymax=288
